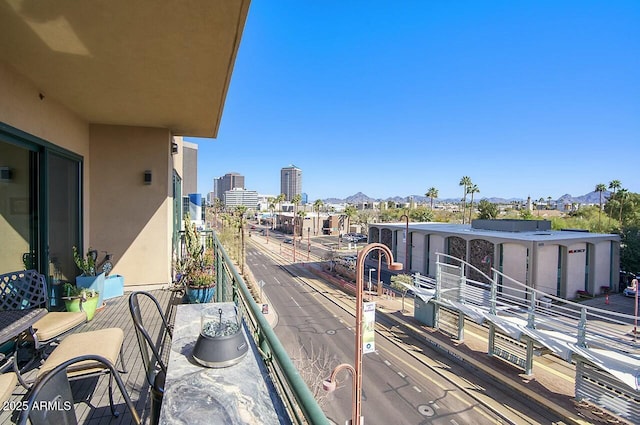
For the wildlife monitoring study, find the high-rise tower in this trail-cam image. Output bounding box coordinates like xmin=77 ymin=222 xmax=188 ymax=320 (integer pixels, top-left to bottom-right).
xmin=214 ymin=172 xmax=245 ymax=201
xmin=280 ymin=165 xmax=302 ymax=201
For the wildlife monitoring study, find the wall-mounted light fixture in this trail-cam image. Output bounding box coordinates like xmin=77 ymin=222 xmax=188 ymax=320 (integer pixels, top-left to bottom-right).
xmin=0 ymin=167 xmax=13 ymax=182
xmin=171 ymin=142 xmax=179 ymax=155
xmin=143 ymin=170 xmax=152 ymax=185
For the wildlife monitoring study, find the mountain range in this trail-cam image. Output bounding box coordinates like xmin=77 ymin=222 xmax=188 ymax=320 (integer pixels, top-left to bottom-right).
xmin=322 ymin=191 xmax=612 ymax=206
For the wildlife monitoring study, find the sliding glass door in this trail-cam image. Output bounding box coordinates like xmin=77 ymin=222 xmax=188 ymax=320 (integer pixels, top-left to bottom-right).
xmin=0 ymin=127 xmax=81 ymax=307
xmin=47 ymin=152 xmax=81 ymax=284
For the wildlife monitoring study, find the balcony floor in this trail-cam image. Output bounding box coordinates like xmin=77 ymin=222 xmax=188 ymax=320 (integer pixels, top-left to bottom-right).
xmin=1 ymin=289 xmax=181 ymax=425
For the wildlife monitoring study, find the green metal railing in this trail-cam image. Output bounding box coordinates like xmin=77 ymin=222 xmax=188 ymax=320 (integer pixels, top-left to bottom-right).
xmin=210 ymin=231 xmax=329 ymax=425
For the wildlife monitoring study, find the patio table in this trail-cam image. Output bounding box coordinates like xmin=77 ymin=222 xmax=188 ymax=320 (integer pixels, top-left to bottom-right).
xmin=0 ymin=309 xmax=47 ymax=347
xmin=158 ymin=303 xmax=287 ymax=424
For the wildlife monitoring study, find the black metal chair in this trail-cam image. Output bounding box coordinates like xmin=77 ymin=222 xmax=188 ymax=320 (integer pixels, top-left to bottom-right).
xmin=128 ymin=291 xmax=172 ymax=425
xmin=17 ymin=354 xmax=140 ymax=425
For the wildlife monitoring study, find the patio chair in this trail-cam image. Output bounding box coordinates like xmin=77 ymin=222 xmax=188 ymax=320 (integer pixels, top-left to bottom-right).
xmin=17 ymin=354 xmax=140 ymax=425
xmin=0 ymin=270 xmax=87 ymax=364
xmin=128 ymin=291 xmax=173 ymax=425
xmin=35 ymin=327 xmax=126 ymax=417
xmin=0 ymin=372 xmax=17 ymax=405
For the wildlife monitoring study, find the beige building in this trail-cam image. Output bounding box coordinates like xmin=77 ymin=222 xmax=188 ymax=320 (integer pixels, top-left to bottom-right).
xmin=0 ymin=2 xmax=250 ymax=287
xmin=369 ymin=219 xmax=621 ymax=299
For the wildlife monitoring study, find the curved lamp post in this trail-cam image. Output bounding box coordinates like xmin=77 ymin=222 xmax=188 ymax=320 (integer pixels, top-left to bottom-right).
xmin=328 ymin=242 xmax=402 ymax=425
xmin=399 ymin=214 xmax=410 ymax=273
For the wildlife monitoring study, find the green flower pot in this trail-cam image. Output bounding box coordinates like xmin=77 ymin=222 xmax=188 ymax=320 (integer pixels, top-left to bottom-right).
xmin=64 ymin=295 xmax=99 ymax=321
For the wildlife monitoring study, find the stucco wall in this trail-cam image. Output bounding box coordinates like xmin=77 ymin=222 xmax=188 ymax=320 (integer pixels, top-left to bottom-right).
xmin=411 ymin=232 xmax=426 ymax=273
xmin=594 ymin=241 xmax=612 ymax=290
xmin=535 ymin=244 xmax=559 ymax=296
xmin=566 ymin=242 xmax=587 ymax=297
xmin=0 ymin=61 xmax=91 ymax=244
xmin=89 ymin=125 xmax=172 ymax=286
xmin=501 ymin=243 xmax=528 ymax=297
xmin=429 ymin=234 xmax=446 ymax=276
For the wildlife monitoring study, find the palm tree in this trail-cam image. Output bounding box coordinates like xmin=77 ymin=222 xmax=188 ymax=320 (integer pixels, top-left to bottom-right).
xmin=595 ymin=183 xmax=607 ymax=231
xmin=344 ymin=205 xmax=358 ymax=234
xmin=276 ymin=193 xmax=286 ymax=230
xmin=459 ymin=176 xmax=472 ymax=224
xmin=313 ymin=199 xmax=324 ymax=235
xmin=267 ymin=197 xmax=276 ymax=229
xmin=291 ymin=194 xmax=302 ymax=236
xmin=618 ymin=188 xmax=628 ymax=225
xmin=425 ymin=187 xmax=438 ymax=210
xmin=608 ymin=180 xmax=621 ymax=227
xmin=467 ymin=184 xmax=479 ymax=223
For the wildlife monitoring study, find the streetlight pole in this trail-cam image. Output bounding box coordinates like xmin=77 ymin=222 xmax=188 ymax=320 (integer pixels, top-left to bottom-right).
xmin=352 ymin=243 xmax=403 ymax=425
xmin=400 ymin=214 xmax=410 ymax=273
xmin=307 ymin=227 xmax=311 ymax=261
xmin=368 ymin=268 xmax=376 ymax=292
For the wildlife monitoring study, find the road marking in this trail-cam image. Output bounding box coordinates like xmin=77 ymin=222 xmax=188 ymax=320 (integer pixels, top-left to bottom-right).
xmin=413 ymin=386 xmax=421 ymax=393
xmin=273 ymin=277 xmax=281 ymax=285
xmin=378 ymin=345 xmax=497 ymax=422
xmin=398 ymin=371 xmax=406 ymax=378
xmin=291 ymin=297 xmax=301 ymax=308
xmin=384 ymin=360 xmax=391 ymax=366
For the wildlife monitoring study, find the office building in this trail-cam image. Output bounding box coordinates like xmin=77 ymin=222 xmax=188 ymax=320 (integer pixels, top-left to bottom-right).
xmin=280 ymin=165 xmax=302 ymax=202
xmin=224 ymin=188 xmax=258 ymax=210
xmin=214 ymin=172 xmax=245 ymax=201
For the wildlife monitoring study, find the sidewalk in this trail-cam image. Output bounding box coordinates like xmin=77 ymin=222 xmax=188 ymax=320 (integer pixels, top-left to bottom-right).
xmin=247 ymin=233 xmax=627 ymax=424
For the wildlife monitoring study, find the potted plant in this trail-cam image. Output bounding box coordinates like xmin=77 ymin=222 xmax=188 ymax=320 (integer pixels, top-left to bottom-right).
xmin=61 ymin=282 xmax=100 ymax=321
xmin=73 ymin=246 xmax=106 ymax=308
xmin=176 ymin=219 xmax=216 ymax=303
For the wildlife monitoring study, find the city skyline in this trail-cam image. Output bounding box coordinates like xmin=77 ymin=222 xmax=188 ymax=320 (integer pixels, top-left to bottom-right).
xmin=188 ymin=1 xmax=639 ymax=201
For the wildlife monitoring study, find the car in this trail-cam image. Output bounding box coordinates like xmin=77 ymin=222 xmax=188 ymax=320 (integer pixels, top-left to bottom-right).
xmin=624 ymin=287 xmax=637 ymax=297
xmin=283 ymin=238 xmax=293 ymax=244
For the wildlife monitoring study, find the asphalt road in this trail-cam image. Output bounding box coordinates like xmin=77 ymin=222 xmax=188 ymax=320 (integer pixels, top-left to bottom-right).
xmin=245 ymin=244 xmax=562 ymax=425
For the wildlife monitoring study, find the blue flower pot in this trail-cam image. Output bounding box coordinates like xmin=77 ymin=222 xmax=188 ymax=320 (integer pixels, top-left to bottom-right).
xmin=185 ymin=285 xmax=216 ymax=304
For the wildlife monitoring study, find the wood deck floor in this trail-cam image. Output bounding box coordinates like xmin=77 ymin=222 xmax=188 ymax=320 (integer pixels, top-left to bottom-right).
xmin=1 ymin=289 xmax=182 ymax=425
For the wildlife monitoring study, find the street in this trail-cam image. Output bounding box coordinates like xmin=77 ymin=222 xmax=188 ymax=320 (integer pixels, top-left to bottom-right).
xmin=245 ymin=239 xmax=564 ymax=425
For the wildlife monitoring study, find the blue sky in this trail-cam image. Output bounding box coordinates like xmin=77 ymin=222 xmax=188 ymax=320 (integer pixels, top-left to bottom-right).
xmin=187 ymin=1 xmax=639 ymax=202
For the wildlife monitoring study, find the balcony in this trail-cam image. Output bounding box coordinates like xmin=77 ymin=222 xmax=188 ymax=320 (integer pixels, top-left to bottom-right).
xmin=0 ymin=231 xmax=327 ymax=424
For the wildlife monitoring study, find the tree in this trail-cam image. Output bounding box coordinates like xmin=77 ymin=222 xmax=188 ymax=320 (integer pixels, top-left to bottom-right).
xmin=620 ymin=225 xmax=640 ymax=275
xmin=608 ymin=180 xmax=622 ymax=227
xmin=618 ymin=189 xmax=628 ymax=225
xmin=313 ymin=199 xmax=324 ymax=235
xmin=520 ymin=209 xmax=534 ymax=220
xmin=467 ymin=184 xmax=480 ymax=224
xmin=425 ymin=187 xmax=438 ymax=210
xmin=343 ymin=205 xmax=358 ymax=234
xmin=267 ymin=197 xmax=276 ymax=229
xmin=547 ymin=196 xmax=552 ymax=210
xmin=459 ymin=176 xmax=472 ymax=224
xmin=595 ymin=183 xmax=607 ymax=231
xmin=477 ymin=200 xmax=499 ymax=219
xmin=410 ymin=206 xmax=434 ymax=222
xmin=390 ymin=274 xmax=413 ymax=312
xmin=276 ymin=193 xmax=286 ymax=230
xmin=291 ymin=194 xmax=302 ymax=236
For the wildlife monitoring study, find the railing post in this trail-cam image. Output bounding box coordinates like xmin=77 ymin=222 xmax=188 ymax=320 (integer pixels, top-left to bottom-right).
xmin=577 ymin=307 xmax=587 ymax=347
xmin=458 ymin=263 xmax=466 ymax=304
xmin=489 ymin=269 xmax=497 ymax=316
xmin=527 ymin=289 xmax=536 ymax=329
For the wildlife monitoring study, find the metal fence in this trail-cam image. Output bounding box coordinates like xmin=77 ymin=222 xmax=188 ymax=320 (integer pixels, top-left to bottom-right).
xmin=209 ymin=231 xmax=329 ymax=425
xmin=415 ymin=252 xmax=640 ymax=360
